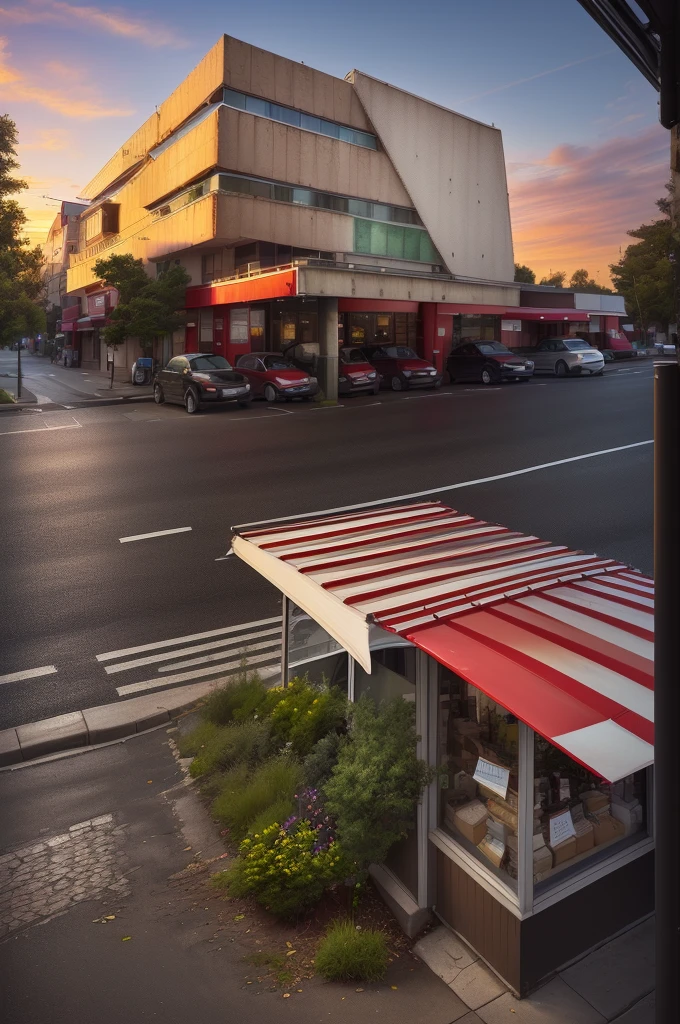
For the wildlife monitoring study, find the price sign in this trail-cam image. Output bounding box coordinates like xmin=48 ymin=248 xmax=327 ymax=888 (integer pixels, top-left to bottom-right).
xmin=549 ymin=808 xmax=576 ymax=847
xmin=473 ymin=757 xmax=510 ymax=799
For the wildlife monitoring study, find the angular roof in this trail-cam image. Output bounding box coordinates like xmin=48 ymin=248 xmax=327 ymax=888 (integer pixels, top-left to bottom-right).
xmin=232 ymin=501 xmax=653 ymax=782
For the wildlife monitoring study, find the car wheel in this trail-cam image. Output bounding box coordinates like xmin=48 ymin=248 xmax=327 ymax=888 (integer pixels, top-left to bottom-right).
xmin=481 ymin=366 xmax=495 ymax=385
xmin=237 ymin=399 xmax=251 ymax=408
xmin=264 ymin=384 xmax=278 ymax=403
xmin=555 ymin=360 xmax=568 ymax=377
xmin=391 ymin=375 xmax=404 ymax=391
xmin=184 ymin=387 xmax=199 ymax=414
xmin=153 ymin=384 xmax=164 ymax=405
xmin=433 ymin=378 xmax=442 ymax=389
xmin=443 ymin=369 xmax=453 ymax=385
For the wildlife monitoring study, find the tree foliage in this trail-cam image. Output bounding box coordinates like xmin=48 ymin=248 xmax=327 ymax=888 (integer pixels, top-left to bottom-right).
xmin=324 ymin=696 xmax=433 ymax=874
xmin=92 ymin=253 xmax=190 ymax=356
xmin=0 ymin=115 xmax=45 ymax=346
xmin=610 ymin=182 xmax=677 ymax=331
xmin=568 ymin=268 xmax=613 ymax=294
xmin=514 ymin=263 xmax=535 ymax=284
xmin=538 ymin=270 xmax=566 ymax=288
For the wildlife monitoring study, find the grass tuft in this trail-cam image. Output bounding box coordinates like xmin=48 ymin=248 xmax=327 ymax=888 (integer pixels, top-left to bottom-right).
xmin=177 ymin=720 xmax=220 ymax=759
xmin=315 ymin=919 xmax=389 ymax=982
xmin=202 ymin=674 xmax=269 ymax=726
xmin=188 ymin=720 xmax=271 ymax=778
xmin=211 ymin=755 xmax=302 ymax=840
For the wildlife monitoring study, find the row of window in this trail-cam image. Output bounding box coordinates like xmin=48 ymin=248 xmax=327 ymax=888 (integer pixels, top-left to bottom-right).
xmin=222 ymin=88 xmax=377 ymax=150
xmin=354 ymin=219 xmax=440 ymax=264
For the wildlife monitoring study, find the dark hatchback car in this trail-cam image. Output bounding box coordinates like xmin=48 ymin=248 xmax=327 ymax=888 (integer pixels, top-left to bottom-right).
xmin=236 ymin=352 xmax=318 ymax=402
xmin=446 ymin=341 xmax=534 ymax=385
xmin=362 ymin=344 xmax=441 ymax=391
xmin=153 ymin=353 xmax=252 ymax=414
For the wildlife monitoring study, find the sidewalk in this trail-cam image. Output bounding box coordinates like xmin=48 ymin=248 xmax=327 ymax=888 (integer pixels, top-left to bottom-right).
xmin=414 ymin=918 xmax=654 ymax=1023
xmin=22 ymin=353 xmax=153 ymax=403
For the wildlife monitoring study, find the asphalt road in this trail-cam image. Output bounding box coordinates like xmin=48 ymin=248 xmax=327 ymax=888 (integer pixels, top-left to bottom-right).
xmin=0 ymin=356 xmax=655 ymax=730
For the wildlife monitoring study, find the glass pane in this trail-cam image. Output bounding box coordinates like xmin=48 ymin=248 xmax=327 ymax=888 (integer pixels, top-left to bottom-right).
xmin=288 ymin=604 xmax=344 ymax=665
xmin=356 ymin=131 xmax=377 ymax=150
xmin=229 ymin=307 xmax=249 ymax=344
xmin=269 ymin=103 xmax=300 ymax=127
xmin=390 ymin=206 xmax=414 ymax=224
xmin=403 ymin=227 xmax=421 ymax=261
xmin=419 ymin=233 xmax=439 ymax=263
xmin=533 ymin=739 xmax=647 ymax=894
xmin=300 ymin=113 xmax=322 ymax=134
xmin=387 ymin=225 xmax=405 ymax=259
xmin=223 ymin=88 xmax=246 ymax=110
xmin=354 ymin=218 xmax=371 ymax=254
xmin=292 ymin=188 xmax=315 ymax=207
xmin=370 ymin=221 xmax=388 ymax=256
xmin=438 ymin=666 xmax=519 ymax=892
xmin=338 ymin=126 xmax=355 ymax=144
xmin=320 ymin=119 xmax=340 ymax=139
xmin=245 ymin=95 xmax=267 ymax=116
xmin=347 ymin=199 xmax=371 ymax=218
xmin=371 ymin=203 xmax=391 ymax=222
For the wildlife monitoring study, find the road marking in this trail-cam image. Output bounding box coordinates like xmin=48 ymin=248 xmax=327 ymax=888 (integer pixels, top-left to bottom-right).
xmin=0 ymin=665 xmax=57 ymax=685
xmin=96 ymin=615 xmax=281 ymax=661
xmin=404 ymin=391 xmax=452 ymax=400
xmin=104 ymin=626 xmax=282 ymax=674
xmin=310 ymin=404 xmax=345 ymax=410
xmin=215 ymin=552 xmax=234 ymax=560
xmin=35 ymin=394 xmax=51 ymax=404
xmin=119 ymin=526 xmax=192 ymax=544
xmin=232 ymin=439 xmax=654 ymax=530
xmin=266 ymin=406 xmax=294 ymax=415
xmin=0 ymin=423 xmax=81 ymax=437
xmin=116 ymin=650 xmax=281 ymax=697
xmin=157 ymin=636 xmax=281 ymax=673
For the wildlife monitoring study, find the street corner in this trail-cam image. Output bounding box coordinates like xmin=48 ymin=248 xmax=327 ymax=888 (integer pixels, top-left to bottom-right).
xmin=0 ymin=814 xmax=131 ymax=940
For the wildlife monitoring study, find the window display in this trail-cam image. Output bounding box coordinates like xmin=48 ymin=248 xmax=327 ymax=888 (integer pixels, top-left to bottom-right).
xmin=532 ymin=739 xmax=647 ymax=892
xmin=438 ymin=668 xmax=519 ymax=890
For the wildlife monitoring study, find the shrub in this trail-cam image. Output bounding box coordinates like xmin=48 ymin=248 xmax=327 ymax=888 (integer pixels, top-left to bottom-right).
xmin=303 ymin=730 xmax=344 ymax=788
xmin=211 ymin=755 xmax=303 ymax=840
xmin=315 ymin=919 xmax=389 ymax=982
xmin=177 ymin=719 xmax=220 ymax=759
xmin=218 ymin=820 xmax=348 ymax=918
xmin=202 ymin=673 xmax=269 ymax=726
xmin=189 ymin=720 xmax=271 ymax=778
xmin=248 ymin=797 xmax=296 ymax=838
xmin=324 ymin=696 xmax=434 ymax=873
xmin=267 ymin=678 xmax=347 ymax=757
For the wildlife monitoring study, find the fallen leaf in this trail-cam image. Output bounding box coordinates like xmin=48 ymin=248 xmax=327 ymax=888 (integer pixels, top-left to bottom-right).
xmin=104 ymin=915 xmax=116 ymax=921
xmin=286 ymin=941 xmax=292 ymax=948
xmin=122 ymin=936 xmax=131 ymax=942
xmin=147 ymin=780 xmax=152 ymax=784
xmin=183 ymin=846 xmax=192 ymax=852
xmin=355 ymin=988 xmax=364 ymax=993
xmin=391 ymin=985 xmax=398 ymax=990
xmin=234 ymin=914 xmax=245 ymax=921
xmin=297 ymin=989 xmax=303 ymax=993
xmin=246 ymin=981 xmax=252 ymax=985
xmin=282 ymin=993 xmax=290 ymax=998
xmin=286 ymin=950 xmax=296 ymax=956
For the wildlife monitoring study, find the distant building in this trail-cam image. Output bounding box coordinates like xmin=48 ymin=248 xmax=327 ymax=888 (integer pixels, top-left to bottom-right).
xmin=42 ymin=201 xmax=88 ymax=319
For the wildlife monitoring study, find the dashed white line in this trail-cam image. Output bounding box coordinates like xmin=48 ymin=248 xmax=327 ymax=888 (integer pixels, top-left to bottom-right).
xmin=96 ymin=615 xmax=281 ymax=662
xmin=0 ymin=423 xmax=81 ymax=437
xmin=157 ymin=636 xmax=281 ymax=673
xmin=119 ymin=526 xmax=192 ymax=544
xmin=103 ymin=626 xmax=282 ymax=674
xmin=0 ymin=665 xmax=58 ymax=685
xmin=115 ymin=650 xmax=281 ymax=697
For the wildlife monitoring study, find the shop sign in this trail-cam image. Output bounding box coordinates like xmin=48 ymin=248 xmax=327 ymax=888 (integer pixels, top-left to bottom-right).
xmin=214 ymin=318 xmax=224 ymax=331
xmin=437 ymin=327 xmax=446 ymax=337
xmin=549 ymin=807 xmax=576 ymax=847
xmin=501 ymin=320 xmax=522 ymax=332
xmin=473 ymin=757 xmax=510 ymax=799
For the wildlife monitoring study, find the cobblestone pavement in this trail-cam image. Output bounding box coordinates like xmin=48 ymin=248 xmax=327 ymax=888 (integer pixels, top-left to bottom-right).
xmin=0 ymin=814 xmax=130 ymax=938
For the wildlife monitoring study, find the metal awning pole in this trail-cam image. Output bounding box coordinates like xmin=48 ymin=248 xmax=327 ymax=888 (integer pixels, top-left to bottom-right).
xmin=281 ymin=595 xmax=290 ymax=688
xmin=654 ymin=360 xmax=680 ymax=1023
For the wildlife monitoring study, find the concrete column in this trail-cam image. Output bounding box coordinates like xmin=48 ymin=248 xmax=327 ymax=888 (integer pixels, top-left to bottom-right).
xmin=317 ymin=296 xmax=339 ymax=402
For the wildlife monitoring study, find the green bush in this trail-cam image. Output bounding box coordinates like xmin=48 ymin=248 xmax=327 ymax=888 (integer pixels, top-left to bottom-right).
xmin=211 ymin=755 xmax=302 ymax=840
xmin=177 ymin=719 xmax=220 ymax=758
xmin=315 ymin=919 xmax=389 ymax=982
xmin=267 ymin=678 xmax=347 ymax=757
xmin=189 ymin=720 xmax=271 ymax=778
xmin=203 ymin=674 xmax=269 ymax=726
xmin=216 ymin=820 xmax=348 ymax=918
xmin=324 ymin=696 xmax=434 ymax=873
xmin=248 ymin=797 xmax=296 ymax=838
xmin=303 ymin=730 xmax=344 ymax=788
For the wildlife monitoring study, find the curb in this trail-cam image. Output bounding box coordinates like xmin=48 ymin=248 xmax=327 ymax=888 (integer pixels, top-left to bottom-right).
xmin=0 ymin=679 xmax=217 ymax=768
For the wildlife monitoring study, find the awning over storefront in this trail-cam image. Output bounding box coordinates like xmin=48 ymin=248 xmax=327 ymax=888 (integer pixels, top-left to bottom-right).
xmin=506 ymin=308 xmax=616 ymax=322
xmin=186 ymin=267 xmax=298 ymax=308
xmin=232 ymin=502 xmax=654 ymax=782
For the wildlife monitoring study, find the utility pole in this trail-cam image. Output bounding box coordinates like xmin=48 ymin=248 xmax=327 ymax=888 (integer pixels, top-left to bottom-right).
xmin=17 ymin=340 xmax=22 ymax=399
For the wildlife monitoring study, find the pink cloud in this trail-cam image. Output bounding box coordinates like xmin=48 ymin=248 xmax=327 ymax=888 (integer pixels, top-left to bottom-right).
xmin=509 ymin=124 xmax=670 ymax=285
xmin=0 ymin=1 xmax=186 ymax=48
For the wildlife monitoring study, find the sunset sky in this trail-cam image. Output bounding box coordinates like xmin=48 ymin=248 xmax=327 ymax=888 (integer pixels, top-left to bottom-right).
xmin=1 ymin=0 xmax=670 ymax=286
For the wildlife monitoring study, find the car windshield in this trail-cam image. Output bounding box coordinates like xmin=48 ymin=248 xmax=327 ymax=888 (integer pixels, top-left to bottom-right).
xmin=381 ymin=346 xmax=419 ymax=359
xmin=477 ymin=342 xmax=510 ymax=355
xmin=563 ymin=339 xmax=592 ymax=351
xmin=190 ymin=355 xmax=232 ymax=370
xmin=264 ymin=357 xmax=295 ymax=370
xmin=340 ymin=347 xmax=368 ymax=362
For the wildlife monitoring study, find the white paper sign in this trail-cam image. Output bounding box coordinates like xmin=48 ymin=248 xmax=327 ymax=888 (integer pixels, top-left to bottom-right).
xmin=549 ymin=808 xmax=576 ymax=847
xmin=473 ymin=757 xmax=510 ymax=799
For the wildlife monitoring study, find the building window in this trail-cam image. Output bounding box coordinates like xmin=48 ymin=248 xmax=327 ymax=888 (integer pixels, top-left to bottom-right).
xmin=453 ymin=315 xmax=501 ymax=346
xmin=230 ymin=308 xmax=249 ymax=345
xmin=222 ymin=87 xmax=378 ymax=150
xmin=199 ymin=309 xmax=213 ymax=351
xmin=354 ymin=220 xmax=439 ymax=264
xmin=250 ymin=309 xmax=265 ymax=346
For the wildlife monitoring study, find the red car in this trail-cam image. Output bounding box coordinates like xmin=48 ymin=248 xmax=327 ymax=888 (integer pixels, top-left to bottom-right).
xmin=282 ymin=342 xmax=380 ymax=396
xmin=236 ymin=352 xmax=319 ymax=402
xmin=362 ymin=344 xmax=442 ymax=391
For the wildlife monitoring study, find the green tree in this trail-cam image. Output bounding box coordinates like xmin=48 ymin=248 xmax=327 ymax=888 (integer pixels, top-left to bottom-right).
xmin=514 ymin=263 xmax=536 ymax=284
xmin=568 ymin=268 xmax=614 ymax=294
xmin=538 ymin=270 xmax=567 ymax=288
xmin=324 ymin=696 xmax=434 ymax=876
xmin=609 ymin=196 xmax=677 ymax=334
xmin=0 ymin=115 xmax=45 ymax=348
xmin=93 ymin=253 xmax=190 ymax=387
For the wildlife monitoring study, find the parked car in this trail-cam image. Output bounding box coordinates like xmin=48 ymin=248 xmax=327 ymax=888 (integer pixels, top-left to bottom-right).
xmin=523 ymin=337 xmax=604 ymax=377
xmin=446 ymin=341 xmax=534 ymax=384
xmin=153 ymin=353 xmax=252 ymax=414
xmin=236 ymin=352 xmax=318 ymax=402
xmin=362 ymin=344 xmax=441 ymax=391
xmin=282 ymin=342 xmax=380 ymax=395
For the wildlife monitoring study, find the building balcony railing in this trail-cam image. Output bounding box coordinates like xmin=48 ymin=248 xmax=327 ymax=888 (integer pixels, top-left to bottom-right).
xmin=204 ymin=256 xmax=456 ymax=289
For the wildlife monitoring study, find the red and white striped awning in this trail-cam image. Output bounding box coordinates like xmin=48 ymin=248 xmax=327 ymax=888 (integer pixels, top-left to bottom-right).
xmin=232 ymin=502 xmax=654 ymax=782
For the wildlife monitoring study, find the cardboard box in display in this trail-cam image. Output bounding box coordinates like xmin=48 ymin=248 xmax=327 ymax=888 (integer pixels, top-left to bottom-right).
xmin=573 ymin=817 xmax=595 ymax=854
xmin=581 ymin=790 xmax=609 ymax=813
xmin=610 ymin=800 xmax=643 ymax=835
xmin=550 ymin=835 xmax=577 ymax=865
xmin=478 ymin=834 xmax=505 ymax=869
xmin=592 ymin=814 xmax=626 ymax=846
xmin=451 ymin=800 xmax=489 ymax=845
xmin=533 ymin=845 xmax=553 ymax=877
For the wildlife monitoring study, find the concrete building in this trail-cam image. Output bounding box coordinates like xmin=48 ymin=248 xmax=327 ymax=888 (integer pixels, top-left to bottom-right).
xmin=66 ymin=35 xmax=626 ymax=388
xmin=42 ymin=200 xmax=88 ymax=323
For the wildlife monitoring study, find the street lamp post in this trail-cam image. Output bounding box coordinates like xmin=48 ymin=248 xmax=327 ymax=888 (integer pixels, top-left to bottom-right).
xmin=17 ymin=340 xmax=22 ymax=399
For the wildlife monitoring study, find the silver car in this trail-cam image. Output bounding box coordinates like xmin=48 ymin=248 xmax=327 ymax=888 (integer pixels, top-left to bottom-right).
xmin=531 ymin=337 xmax=604 ymax=377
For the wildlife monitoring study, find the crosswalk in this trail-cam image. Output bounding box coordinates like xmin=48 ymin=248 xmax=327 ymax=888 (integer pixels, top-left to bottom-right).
xmin=96 ymin=617 xmax=283 ymax=698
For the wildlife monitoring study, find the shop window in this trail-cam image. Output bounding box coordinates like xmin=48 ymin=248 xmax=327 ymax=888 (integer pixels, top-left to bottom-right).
xmin=438 ymin=668 xmax=519 ymax=892
xmin=354 ymin=647 xmax=416 ymax=704
xmin=250 ymin=309 xmax=265 ymax=347
xmin=229 ymin=308 xmax=249 ymax=346
xmin=532 ymin=739 xmax=647 ymax=895
xmin=453 ymin=315 xmax=501 ymax=347
xmin=199 ymin=309 xmax=214 ymax=352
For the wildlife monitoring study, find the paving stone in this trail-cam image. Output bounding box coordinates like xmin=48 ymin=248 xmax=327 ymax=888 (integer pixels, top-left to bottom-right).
xmin=449 ymin=961 xmax=508 ymax=1010
xmin=476 ymin=978 xmax=606 ymax=1023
